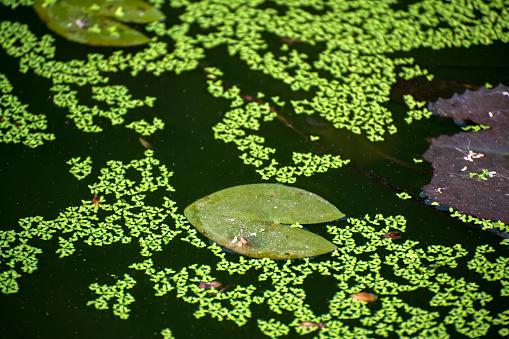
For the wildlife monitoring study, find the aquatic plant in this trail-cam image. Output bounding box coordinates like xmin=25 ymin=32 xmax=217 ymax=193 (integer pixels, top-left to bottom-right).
xmin=0 ymin=151 xmax=508 ymax=337
xmin=424 ymin=84 xmax=509 ymax=223
xmin=1 ymin=0 xmax=509 ymax=337
xmin=0 ymin=72 xmax=55 ymax=147
xmin=184 ymin=183 xmax=342 ymax=259
xmin=33 ymin=0 xmax=165 ymax=46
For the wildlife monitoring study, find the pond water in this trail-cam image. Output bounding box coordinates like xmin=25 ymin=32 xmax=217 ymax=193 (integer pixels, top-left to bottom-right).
xmin=1 ymin=1 xmax=509 ymax=338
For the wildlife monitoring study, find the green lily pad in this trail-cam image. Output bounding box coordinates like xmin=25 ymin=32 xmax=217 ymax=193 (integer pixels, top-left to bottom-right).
xmin=184 ymin=183 xmax=343 ymax=259
xmin=33 ymin=0 xmax=165 ymax=47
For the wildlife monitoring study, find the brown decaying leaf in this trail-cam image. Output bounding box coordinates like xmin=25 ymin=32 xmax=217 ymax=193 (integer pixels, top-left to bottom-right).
xmin=428 ymin=84 xmax=509 ymax=128
xmin=139 ymin=137 xmax=154 ymax=149
xmin=422 ymin=130 xmax=509 ymax=223
xmin=423 ymin=84 xmax=509 ymax=223
xmin=350 ymin=292 xmax=378 ymax=303
xmin=199 ymin=281 xmax=221 ymax=289
xmin=92 ymin=194 xmax=100 ymax=208
xmin=381 ymin=231 xmax=402 ymax=239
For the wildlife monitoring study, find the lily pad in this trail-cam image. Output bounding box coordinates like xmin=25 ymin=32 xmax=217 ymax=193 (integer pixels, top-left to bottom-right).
xmin=33 ymin=0 xmax=165 ymax=46
xmin=428 ymin=84 xmax=509 ymax=128
xmin=184 ymin=184 xmax=343 ymax=259
xmin=423 ymin=84 xmax=509 ymax=223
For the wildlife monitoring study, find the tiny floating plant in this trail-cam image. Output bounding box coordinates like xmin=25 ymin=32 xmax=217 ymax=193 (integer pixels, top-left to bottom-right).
xmin=184 ymin=184 xmax=344 ymax=259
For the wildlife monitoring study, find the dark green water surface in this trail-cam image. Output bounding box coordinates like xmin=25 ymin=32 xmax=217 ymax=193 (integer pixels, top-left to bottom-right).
xmin=1 ymin=1 xmax=509 ymax=339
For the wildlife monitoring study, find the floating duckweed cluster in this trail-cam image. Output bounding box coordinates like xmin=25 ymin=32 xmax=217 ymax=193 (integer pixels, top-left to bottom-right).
xmin=396 ymin=192 xmax=412 ymax=200
xmin=0 ymin=21 xmax=165 ymax=135
xmin=403 ymin=94 xmax=433 ymax=124
xmin=2 ymin=0 xmax=508 ymax=178
xmin=101 ymin=212 xmax=492 ymax=334
xmin=2 ymin=0 xmax=509 ymax=337
xmin=66 ymin=156 xmax=92 ymax=180
xmin=0 ymin=72 xmax=55 ymax=147
xmin=0 ymin=150 xmax=184 ymax=294
xmin=125 ymin=211 xmax=508 ymax=337
xmin=51 ymin=83 xmax=158 ymax=133
xmin=258 ymin=319 xmax=290 ymax=338
xmin=0 ymin=226 xmax=41 ymax=294
xmin=165 ymin=0 xmax=507 ymax=180
xmin=87 ymin=274 xmax=137 ymax=320
xmin=208 ymin=77 xmax=350 ymax=182
xmin=125 ymin=117 xmax=165 ymax=135
xmin=449 ymin=207 xmax=509 ymax=235
xmin=469 ymin=168 xmax=497 ymax=181
xmin=160 ymin=328 xmax=175 ymax=339
xmin=1 ymin=149 xmax=508 ymax=337
xmin=1 ymin=0 xmax=31 ymax=8
xmin=461 ymin=124 xmax=491 ymax=132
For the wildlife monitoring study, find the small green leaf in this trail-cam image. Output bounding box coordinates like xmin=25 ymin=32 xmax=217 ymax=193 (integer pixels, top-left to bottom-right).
xmin=184 ymin=184 xmax=343 ymax=259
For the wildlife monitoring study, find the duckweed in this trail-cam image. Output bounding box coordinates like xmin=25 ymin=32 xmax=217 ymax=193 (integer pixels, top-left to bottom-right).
xmin=125 ymin=117 xmax=164 ymax=136
xmin=3 ymin=0 xmax=508 ymax=180
xmin=87 ymin=274 xmax=137 ymax=320
xmin=160 ymin=328 xmax=175 ymax=339
xmin=0 ymin=73 xmax=55 ymax=147
xmin=449 ymin=207 xmax=509 ymax=235
xmin=396 ymin=192 xmax=412 ymax=200
xmin=1 ymin=151 xmax=508 ymax=336
xmin=2 ymin=0 xmax=509 ymax=337
xmin=67 ymin=156 xmax=93 ymax=180
xmin=469 ymin=168 xmax=497 ymax=181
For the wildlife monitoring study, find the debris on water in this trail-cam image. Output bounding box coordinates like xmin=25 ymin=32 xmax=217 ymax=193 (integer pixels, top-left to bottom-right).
xmin=92 ymin=194 xmax=100 ymax=208
xmin=199 ymin=281 xmax=222 ymax=289
xmin=350 ymin=292 xmax=378 ymax=303
xmin=381 ymin=231 xmax=402 ymax=239
xmin=139 ymin=136 xmax=154 ymax=150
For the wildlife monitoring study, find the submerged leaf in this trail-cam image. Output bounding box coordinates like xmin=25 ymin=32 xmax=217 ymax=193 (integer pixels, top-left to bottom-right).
xmin=184 ymin=184 xmax=343 ymax=259
xmin=33 ymin=0 xmax=165 ymax=46
xmin=424 ymin=85 xmax=509 ymax=223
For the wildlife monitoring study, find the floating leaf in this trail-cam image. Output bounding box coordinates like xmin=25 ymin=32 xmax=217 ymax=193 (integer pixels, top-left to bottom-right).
xmin=33 ymin=0 xmax=165 ymax=46
xmin=423 ymin=84 xmax=509 ymax=223
xmin=139 ymin=136 xmax=154 ymax=150
xmin=428 ymin=84 xmax=509 ymax=128
xmin=423 ymin=130 xmax=509 ymax=223
xmin=381 ymin=231 xmax=402 ymax=239
xmin=198 ymin=281 xmax=221 ymax=289
xmin=351 ymin=292 xmax=378 ymax=303
xmin=184 ymin=184 xmax=343 ymax=259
